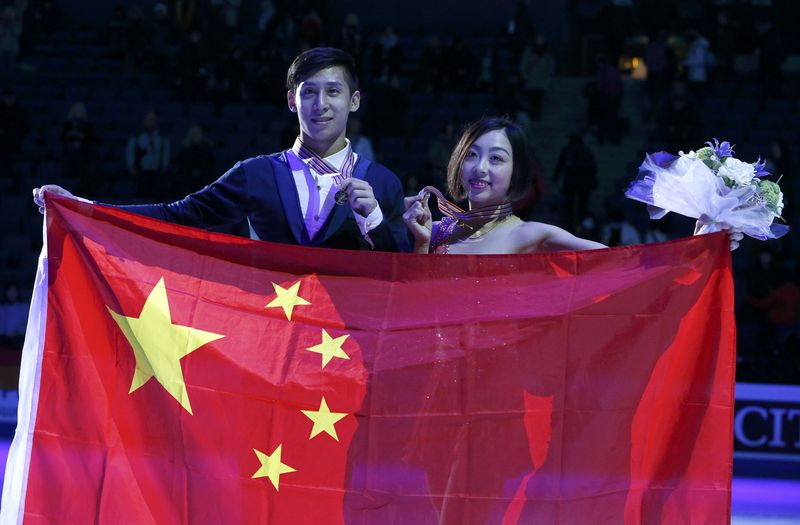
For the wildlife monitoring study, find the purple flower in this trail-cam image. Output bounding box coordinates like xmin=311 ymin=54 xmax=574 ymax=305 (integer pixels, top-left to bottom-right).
xmin=753 ymin=157 xmax=771 ymax=178
xmin=705 ymin=138 xmax=735 ymax=158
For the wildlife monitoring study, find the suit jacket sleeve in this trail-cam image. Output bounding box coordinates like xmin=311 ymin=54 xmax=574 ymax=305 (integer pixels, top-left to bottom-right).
xmin=114 ymin=160 xmax=251 ymax=229
xmin=365 ymin=164 xmax=411 ymax=253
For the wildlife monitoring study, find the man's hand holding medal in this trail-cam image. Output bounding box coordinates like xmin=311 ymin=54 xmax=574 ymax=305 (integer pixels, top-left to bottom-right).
xmin=337 ymin=178 xmax=377 ymax=217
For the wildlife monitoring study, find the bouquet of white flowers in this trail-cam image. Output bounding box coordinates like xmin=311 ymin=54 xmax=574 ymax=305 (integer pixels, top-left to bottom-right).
xmin=625 ymin=139 xmax=789 ymax=240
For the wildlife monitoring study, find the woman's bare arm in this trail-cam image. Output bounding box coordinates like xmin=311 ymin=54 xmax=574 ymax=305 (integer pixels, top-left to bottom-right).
xmin=519 ymin=222 xmax=606 ymax=253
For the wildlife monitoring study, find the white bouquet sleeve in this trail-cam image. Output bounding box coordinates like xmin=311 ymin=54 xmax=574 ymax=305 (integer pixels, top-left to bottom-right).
xmin=626 ymin=150 xmax=789 ymax=241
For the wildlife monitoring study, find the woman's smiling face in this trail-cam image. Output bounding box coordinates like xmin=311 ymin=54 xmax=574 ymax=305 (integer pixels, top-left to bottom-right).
xmin=460 ymin=129 xmax=514 ymax=208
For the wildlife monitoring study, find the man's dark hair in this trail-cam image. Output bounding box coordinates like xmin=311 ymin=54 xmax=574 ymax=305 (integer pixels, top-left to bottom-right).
xmin=446 ymin=116 xmax=533 ymax=202
xmin=286 ymin=47 xmax=359 ymax=93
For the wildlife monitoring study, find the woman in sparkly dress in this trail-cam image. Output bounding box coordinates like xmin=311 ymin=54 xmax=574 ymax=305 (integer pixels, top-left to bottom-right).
xmin=403 ymin=116 xmax=606 ymax=254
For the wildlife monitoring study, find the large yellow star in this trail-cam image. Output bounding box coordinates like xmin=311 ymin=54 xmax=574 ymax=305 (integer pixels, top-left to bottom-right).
xmin=106 ymin=277 xmax=224 ymax=415
xmin=252 ymin=444 xmax=296 ymax=491
xmin=301 ymin=396 xmax=348 ymax=441
xmin=306 ymin=329 xmax=350 ymax=369
xmin=265 ymin=281 xmax=310 ymax=321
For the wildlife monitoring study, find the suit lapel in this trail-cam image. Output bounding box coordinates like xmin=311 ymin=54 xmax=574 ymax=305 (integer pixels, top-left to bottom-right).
xmin=271 ymin=152 xmax=306 ymax=244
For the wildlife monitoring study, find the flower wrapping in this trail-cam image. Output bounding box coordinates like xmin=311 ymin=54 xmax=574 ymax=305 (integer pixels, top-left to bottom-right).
xmin=626 ymin=144 xmax=789 ymax=241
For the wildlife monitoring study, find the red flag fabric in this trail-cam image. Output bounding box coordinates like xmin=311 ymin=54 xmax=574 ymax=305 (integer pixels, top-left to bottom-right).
xmin=1 ymin=195 xmax=736 ymax=524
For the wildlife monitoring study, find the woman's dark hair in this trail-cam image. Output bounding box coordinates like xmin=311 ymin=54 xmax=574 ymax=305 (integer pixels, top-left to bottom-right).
xmin=446 ymin=116 xmax=532 ymax=202
xmin=286 ymin=47 xmax=359 ymax=93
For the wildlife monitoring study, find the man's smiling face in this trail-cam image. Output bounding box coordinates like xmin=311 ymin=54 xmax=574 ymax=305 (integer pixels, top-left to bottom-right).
xmin=288 ymin=66 xmax=360 ymax=154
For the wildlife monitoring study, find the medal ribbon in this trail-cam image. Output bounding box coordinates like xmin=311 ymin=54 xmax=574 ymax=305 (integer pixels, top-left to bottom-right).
xmin=418 ymin=186 xmax=513 ymax=222
xmin=418 ymin=186 xmax=513 ymax=253
xmin=293 ymin=136 xmax=356 ymax=184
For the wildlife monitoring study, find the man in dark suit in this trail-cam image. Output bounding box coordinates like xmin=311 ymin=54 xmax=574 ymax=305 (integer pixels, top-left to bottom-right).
xmin=34 ymin=48 xmax=409 ymax=252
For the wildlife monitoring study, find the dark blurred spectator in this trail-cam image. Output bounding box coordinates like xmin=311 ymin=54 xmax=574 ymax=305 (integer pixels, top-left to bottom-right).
xmin=175 ymin=124 xmax=215 ymax=197
xmin=253 ymin=45 xmax=288 ymax=104
xmin=226 ymin=46 xmax=248 ymax=102
xmin=749 ymin=263 xmax=800 ymax=330
xmin=754 ymin=16 xmax=787 ymax=99
xmin=476 ymin=44 xmax=500 ymax=95
xmin=659 ymin=83 xmax=698 ymax=151
xmin=18 ymin=0 xmax=35 ymax=56
xmin=372 ymin=25 xmax=403 ymax=85
xmin=404 ymin=172 xmax=422 ymax=196
xmin=643 ymin=220 xmax=670 ymax=244
xmin=638 ymin=1 xmax=678 ymax=38
xmin=599 ymin=1 xmax=636 ymax=62
xmin=123 ymin=6 xmax=149 ymax=69
xmin=348 ymin=118 xmax=375 ymax=161
xmin=18 ymin=0 xmax=59 ymax=55
xmin=61 ymin=102 xmax=95 ymax=192
xmin=256 ymin=0 xmax=278 ymax=38
xmin=506 ymin=0 xmax=534 ymax=58
xmin=336 ymin=12 xmax=364 ymax=66
xmin=644 ymin=31 xmax=676 ymax=106
xmin=416 ymin=34 xmax=445 ymax=93
xmin=175 ymin=0 xmax=201 ymax=33
xmin=667 ymin=31 xmax=689 ymax=76
xmin=554 ymin=133 xmax=597 ymax=231
xmin=213 ymin=0 xmax=242 ymax=33
xmin=126 ymin=110 xmax=171 ymax=199
xmin=714 ymin=10 xmax=737 ymax=81
xmin=683 ymin=30 xmax=714 ymax=101
xmin=575 ymin=215 xmax=599 ymax=241
xmin=299 ymin=9 xmax=323 ymax=49
xmin=443 ymin=36 xmax=474 ymax=92
xmin=0 ymin=86 xmax=29 ymax=165
xmin=592 ymin=54 xmax=624 ymax=143
xmin=174 ymin=29 xmax=208 ymax=100
xmin=511 ymin=150 xmax=545 ymax=221
xmin=0 ymin=5 xmax=22 ymax=74
xmin=280 ymin=120 xmax=299 ymax=150
xmin=365 ymin=82 xmax=408 ymax=139
xmin=107 ymin=3 xmax=127 ymax=58
xmin=426 ymin=121 xmax=458 ymax=189
xmin=739 ymin=247 xmax=790 ymax=380
xmin=747 ymin=263 xmax=800 ymax=383
xmin=766 ymin=140 xmax=793 ymax=180
xmin=765 ymin=140 xmax=793 ymax=220
xmin=272 ymin=12 xmax=296 ymax=49
xmin=207 ymin=46 xmax=247 ymax=114
xmin=511 ymin=96 xmax=536 ymax=148
xmin=519 ymin=35 xmax=555 ymax=119
xmin=601 ymin=207 xmax=642 ymax=247
xmin=0 ymin=283 xmax=27 ymax=337
xmin=31 ymin=0 xmax=61 ymax=36
xmin=746 ymin=249 xmax=781 ymax=306
xmin=147 ymin=2 xmax=178 ymax=73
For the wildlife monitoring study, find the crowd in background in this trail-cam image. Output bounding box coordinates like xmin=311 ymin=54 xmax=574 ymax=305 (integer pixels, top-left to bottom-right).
xmin=1 ymin=0 xmax=799 ymax=384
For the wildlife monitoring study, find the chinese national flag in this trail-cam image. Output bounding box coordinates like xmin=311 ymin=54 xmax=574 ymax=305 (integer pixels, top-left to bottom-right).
xmin=2 ymin=195 xmax=735 ymax=524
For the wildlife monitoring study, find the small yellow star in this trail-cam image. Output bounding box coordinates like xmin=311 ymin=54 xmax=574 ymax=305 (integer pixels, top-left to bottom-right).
xmin=265 ymin=281 xmax=310 ymax=321
xmin=306 ymin=329 xmax=350 ymax=369
xmin=252 ymin=444 xmax=296 ymax=491
xmin=107 ymin=277 xmax=224 ymax=415
xmin=301 ymin=396 xmax=348 ymax=441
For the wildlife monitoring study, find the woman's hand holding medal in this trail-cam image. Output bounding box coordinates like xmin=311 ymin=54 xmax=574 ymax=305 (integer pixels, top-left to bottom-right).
xmin=403 ymin=191 xmax=433 ymax=250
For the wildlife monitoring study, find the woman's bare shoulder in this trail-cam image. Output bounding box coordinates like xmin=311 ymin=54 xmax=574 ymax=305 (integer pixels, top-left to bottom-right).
xmin=508 ymin=220 xmax=552 ymax=250
xmin=513 ymin=220 xmax=555 ymax=238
